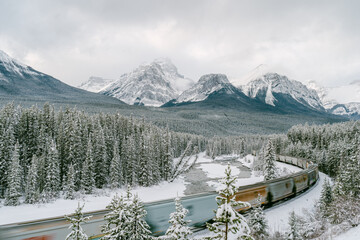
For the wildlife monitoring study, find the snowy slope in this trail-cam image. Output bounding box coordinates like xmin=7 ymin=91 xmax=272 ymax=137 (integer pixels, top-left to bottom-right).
xmin=0 ymin=50 xmax=124 ymax=105
xmin=100 ymin=58 xmax=194 ymax=106
xmin=242 ymin=72 xmax=324 ymax=111
xmin=174 ymin=74 xmax=236 ymax=103
xmin=307 ymin=80 xmax=360 ymax=118
xmin=0 ymin=50 xmax=43 ymax=79
xmin=306 ymin=80 xmax=338 ymax=109
xmin=78 ymin=76 xmax=116 ymax=93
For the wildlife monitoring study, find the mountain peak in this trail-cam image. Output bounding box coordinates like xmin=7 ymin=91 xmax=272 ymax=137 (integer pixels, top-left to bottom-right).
xmin=100 ymin=58 xmax=194 ymax=106
xmin=242 ymin=72 xmax=324 ymax=111
xmin=174 ymin=73 xmax=235 ymax=104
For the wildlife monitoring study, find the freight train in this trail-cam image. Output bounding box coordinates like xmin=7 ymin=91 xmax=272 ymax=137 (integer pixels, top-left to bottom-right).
xmin=0 ymin=155 xmax=319 ymax=240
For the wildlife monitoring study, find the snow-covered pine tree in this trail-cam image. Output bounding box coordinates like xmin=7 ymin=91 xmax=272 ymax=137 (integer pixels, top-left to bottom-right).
xmin=109 ymin=141 xmax=122 ymax=189
xmin=319 ymin=179 xmax=333 ymax=218
xmin=25 ymin=155 xmax=40 ymax=204
xmin=101 ymin=194 xmax=128 ymax=239
xmin=287 ymin=211 xmax=302 ymax=240
xmin=125 ymin=191 xmax=152 ymax=240
xmin=81 ymin=138 xmax=95 ymax=194
xmin=5 ymin=142 xmax=22 ymax=206
xmin=65 ymin=203 xmax=91 ymax=240
xmin=92 ymin=126 xmax=107 ymax=188
xmin=206 ymin=163 xmax=252 ymax=240
xmin=247 ymin=195 xmax=268 ymax=240
xmin=0 ymin=122 xmax=15 ymax=198
xmin=162 ymin=128 xmax=173 ymax=181
xmin=138 ymin=134 xmax=151 ymax=187
xmin=263 ymin=140 xmax=278 ymax=181
xmin=65 ymin=163 xmax=76 ymax=200
xmin=43 ymin=139 xmax=61 ymax=201
xmin=165 ymin=197 xmax=192 ymax=240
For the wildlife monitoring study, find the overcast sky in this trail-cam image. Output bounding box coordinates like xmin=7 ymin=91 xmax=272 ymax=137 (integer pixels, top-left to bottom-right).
xmin=0 ymin=0 xmax=359 ymax=89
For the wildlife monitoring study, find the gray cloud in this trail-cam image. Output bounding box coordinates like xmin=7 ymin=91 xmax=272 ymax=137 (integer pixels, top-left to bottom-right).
xmin=0 ymin=0 xmax=360 ymax=89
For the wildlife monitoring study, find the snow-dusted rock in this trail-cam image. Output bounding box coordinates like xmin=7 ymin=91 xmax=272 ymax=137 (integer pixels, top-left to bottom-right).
xmin=174 ymin=74 xmax=235 ymax=103
xmin=100 ymin=58 xmax=194 ymax=106
xmin=78 ymin=76 xmax=116 ymax=93
xmin=0 ymin=50 xmax=43 ymax=79
xmin=242 ymin=72 xmax=324 ymax=111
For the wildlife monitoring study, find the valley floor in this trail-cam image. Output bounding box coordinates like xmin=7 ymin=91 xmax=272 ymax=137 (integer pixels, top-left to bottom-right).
xmin=0 ymin=152 xmax=300 ymax=225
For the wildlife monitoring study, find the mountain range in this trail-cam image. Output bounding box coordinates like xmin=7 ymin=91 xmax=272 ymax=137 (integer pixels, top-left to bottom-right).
xmin=0 ymin=49 xmax=352 ymax=126
xmin=78 ymin=59 xmax=360 ymax=119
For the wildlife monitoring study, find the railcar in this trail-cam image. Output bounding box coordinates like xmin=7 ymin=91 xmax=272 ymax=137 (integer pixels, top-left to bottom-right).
xmin=0 ymin=156 xmax=319 ymax=240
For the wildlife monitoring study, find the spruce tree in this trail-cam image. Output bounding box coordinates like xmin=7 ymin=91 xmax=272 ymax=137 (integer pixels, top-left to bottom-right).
xmin=25 ymin=155 xmax=40 ymax=204
xmin=247 ymin=195 xmax=268 ymax=240
xmin=5 ymin=142 xmax=22 ymax=206
xmin=165 ymin=197 xmax=192 ymax=240
xmin=101 ymin=194 xmax=128 ymax=240
xmin=287 ymin=211 xmax=302 ymax=240
xmin=319 ymin=179 xmax=333 ymax=218
xmin=109 ymin=142 xmax=122 ymax=189
xmin=0 ymin=123 xmax=14 ymax=198
xmin=263 ymin=140 xmax=278 ymax=181
xmin=43 ymin=140 xmax=61 ymax=201
xmin=125 ymin=192 xmax=152 ymax=240
xmin=65 ymin=163 xmax=76 ymax=200
xmin=93 ymin=126 xmax=107 ymax=188
xmin=206 ymin=163 xmax=252 ymax=240
xmin=65 ymin=203 xmax=91 ymax=240
xmin=81 ymin=139 xmax=95 ymax=194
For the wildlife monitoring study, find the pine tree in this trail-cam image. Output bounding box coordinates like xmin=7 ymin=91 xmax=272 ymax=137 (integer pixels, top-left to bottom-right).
xmin=319 ymin=179 xmax=333 ymax=218
xmin=5 ymin=142 xmax=22 ymax=206
xmin=65 ymin=203 xmax=91 ymax=240
xmin=125 ymin=191 xmax=152 ymax=240
xmin=81 ymin=139 xmax=95 ymax=194
xmin=263 ymin=140 xmax=278 ymax=181
xmin=247 ymin=195 xmax=268 ymax=240
xmin=25 ymin=155 xmax=40 ymax=204
xmin=101 ymin=194 xmax=129 ymax=240
xmin=0 ymin=122 xmax=15 ymax=198
xmin=93 ymin=126 xmax=107 ymax=188
xmin=287 ymin=211 xmax=302 ymax=240
xmin=43 ymin=140 xmax=61 ymax=201
xmin=65 ymin=164 xmax=76 ymax=200
xmin=109 ymin=142 xmax=122 ymax=189
xmin=206 ymin=163 xmax=252 ymax=240
xmin=165 ymin=197 xmax=192 ymax=240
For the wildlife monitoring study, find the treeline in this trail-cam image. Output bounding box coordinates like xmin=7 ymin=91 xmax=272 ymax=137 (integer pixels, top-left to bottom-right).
xmin=284 ymin=121 xmax=360 ymax=178
xmin=269 ymin=121 xmax=360 ymax=239
xmin=0 ymin=103 xmax=205 ymax=205
xmin=206 ymin=135 xmax=272 ymax=159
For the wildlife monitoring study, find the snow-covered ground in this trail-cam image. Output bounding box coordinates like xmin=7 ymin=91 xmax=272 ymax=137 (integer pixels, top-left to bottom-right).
xmin=0 ymin=177 xmax=187 ymax=225
xmin=265 ymin=172 xmax=329 ymax=233
xmin=0 ymin=152 xmax=302 ymax=226
xmin=335 ymin=225 xmax=360 ymax=240
xmin=194 ymin=172 xmax=328 ymax=239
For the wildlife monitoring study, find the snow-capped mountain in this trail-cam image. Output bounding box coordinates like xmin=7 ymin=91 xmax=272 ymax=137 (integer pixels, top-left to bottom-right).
xmin=306 ymin=80 xmax=360 ymax=119
xmin=0 ymin=50 xmax=124 ymax=105
xmin=306 ymin=80 xmax=338 ymax=109
xmin=174 ymin=74 xmax=236 ymax=103
xmin=242 ymin=72 xmax=324 ymax=111
xmin=163 ymin=73 xmax=276 ymax=113
xmin=100 ymin=58 xmax=194 ymax=106
xmin=78 ymin=76 xmax=116 ymax=93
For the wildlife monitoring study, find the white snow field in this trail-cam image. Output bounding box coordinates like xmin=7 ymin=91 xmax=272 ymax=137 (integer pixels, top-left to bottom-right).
xmin=335 ymin=225 xmax=360 ymax=240
xmin=0 ymin=152 xmax=301 ymax=226
xmin=265 ymin=172 xmax=329 ymax=233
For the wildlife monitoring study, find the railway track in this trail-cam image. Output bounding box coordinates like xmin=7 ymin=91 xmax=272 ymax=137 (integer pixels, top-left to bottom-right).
xmin=0 ymin=155 xmax=319 ymax=240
